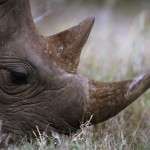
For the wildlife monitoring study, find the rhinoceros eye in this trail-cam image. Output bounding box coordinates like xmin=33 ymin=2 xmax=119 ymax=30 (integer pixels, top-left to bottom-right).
xmin=0 ymin=58 xmax=44 ymax=98
xmin=10 ymin=70 xmax=28 ymax=85
xmin=0 ymin=66 xmax=31 ymax=89
xmin=2 ymin=65 xmax=30 ymax=86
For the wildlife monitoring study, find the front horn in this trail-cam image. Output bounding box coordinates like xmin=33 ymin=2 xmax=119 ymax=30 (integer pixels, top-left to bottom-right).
xmin=84 ymin=73 xmax=150 ymax=124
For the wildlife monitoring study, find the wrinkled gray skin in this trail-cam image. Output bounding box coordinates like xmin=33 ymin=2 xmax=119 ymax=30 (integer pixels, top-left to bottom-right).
xmin=0 ymin=0 xmax=87 ymax=139
xmin=0 ymin=0 xmax=150 ymax=144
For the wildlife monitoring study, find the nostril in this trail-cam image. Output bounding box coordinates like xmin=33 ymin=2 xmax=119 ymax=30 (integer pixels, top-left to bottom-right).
xmin=0 ymin=0 xmax=8 ymax=5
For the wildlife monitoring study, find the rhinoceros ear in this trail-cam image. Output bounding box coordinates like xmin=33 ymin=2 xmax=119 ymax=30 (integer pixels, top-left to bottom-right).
xmin=46 ymin=17 xmax=95 ymax=73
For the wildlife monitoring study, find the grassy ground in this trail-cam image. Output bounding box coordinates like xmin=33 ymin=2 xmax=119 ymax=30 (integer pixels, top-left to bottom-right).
xmin=6 ymin=2 xmax=150 ymax=150
xmin=8 ymin=95 xmax=150 ymax=150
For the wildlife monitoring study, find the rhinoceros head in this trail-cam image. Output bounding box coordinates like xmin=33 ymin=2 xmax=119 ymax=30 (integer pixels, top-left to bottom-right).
xmin=0 ymin=0 xmax=149 ymax=141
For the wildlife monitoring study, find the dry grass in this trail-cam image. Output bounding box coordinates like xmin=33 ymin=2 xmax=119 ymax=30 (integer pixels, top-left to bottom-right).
xmin=8 ymin=103 xmax=150 ymax=150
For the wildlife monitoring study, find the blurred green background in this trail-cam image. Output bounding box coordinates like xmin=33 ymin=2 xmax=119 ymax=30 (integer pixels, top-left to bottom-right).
xmin=30 ymin=0 xmax=150 ymax=80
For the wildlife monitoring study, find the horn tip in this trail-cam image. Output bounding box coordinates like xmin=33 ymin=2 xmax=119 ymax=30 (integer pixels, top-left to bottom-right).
xmin=82 ymin=16 xmax=95 ymax=27
xmin=88 ymin=16 xmax=95 ymax=24
xmin=78 ymin=16 xmax=95 ymax=34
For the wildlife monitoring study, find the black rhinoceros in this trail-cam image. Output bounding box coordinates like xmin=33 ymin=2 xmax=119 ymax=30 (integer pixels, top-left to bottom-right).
xmin=0 ymin=0 xmax=149 ymax=142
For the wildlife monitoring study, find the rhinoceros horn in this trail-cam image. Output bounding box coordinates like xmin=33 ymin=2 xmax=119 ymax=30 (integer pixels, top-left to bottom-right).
xmin=47 ymin=17 xmax=94 ymax=73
